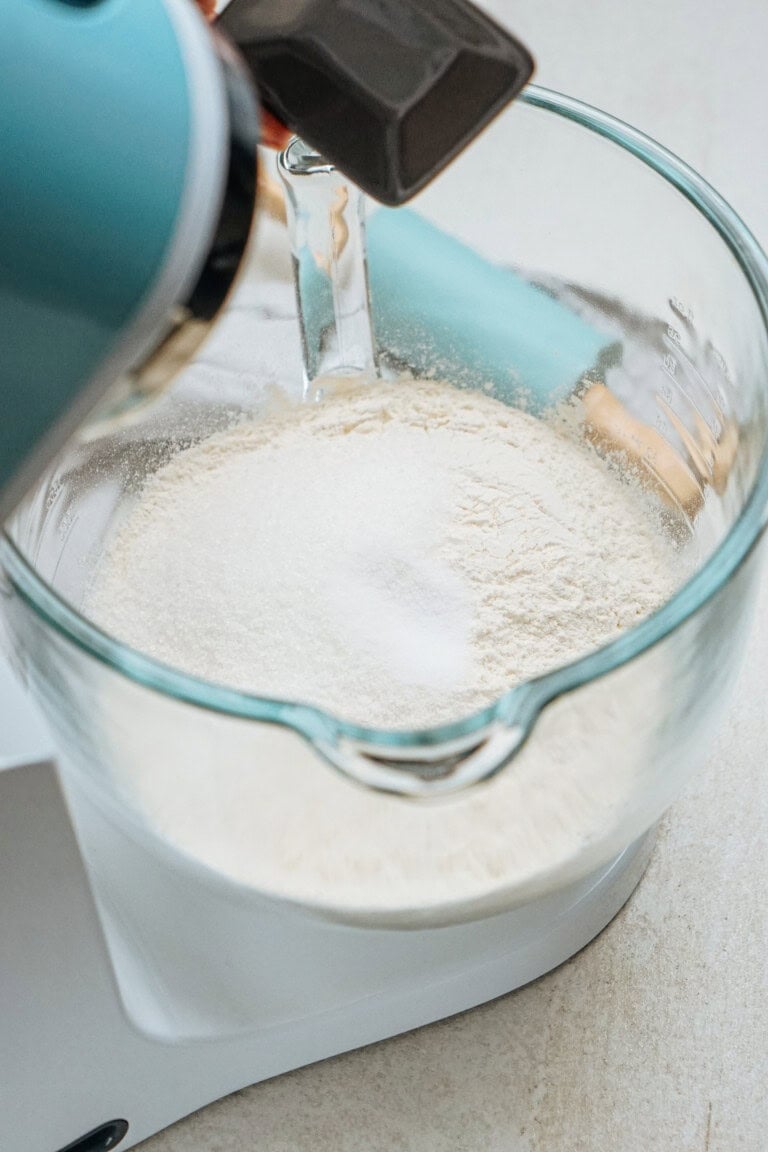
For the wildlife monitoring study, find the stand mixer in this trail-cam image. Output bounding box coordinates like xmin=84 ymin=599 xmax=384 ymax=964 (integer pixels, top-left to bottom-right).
xmin=4 ymin=4 xmax=768 ymax=1152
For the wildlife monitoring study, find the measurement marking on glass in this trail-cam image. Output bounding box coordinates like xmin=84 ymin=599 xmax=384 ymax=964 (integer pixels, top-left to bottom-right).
xmin=661 ymin=334 xmax=727 ymax=427
xmin=657 ymin=362 xmax=723 ymax=444
xmin=711 ymin=347 xmax=730 ymax=379
xmin=45 ymin=479 xmax=63 ymax=513
xmin=670 ymin=296 xmax=695 ymax=324
xmin=656 ymin=395 xmax=714 ymax=478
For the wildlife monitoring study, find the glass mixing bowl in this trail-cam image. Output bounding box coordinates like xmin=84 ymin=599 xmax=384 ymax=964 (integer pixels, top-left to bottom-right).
xmin=3 ymin=86 xmax=768 ymax=936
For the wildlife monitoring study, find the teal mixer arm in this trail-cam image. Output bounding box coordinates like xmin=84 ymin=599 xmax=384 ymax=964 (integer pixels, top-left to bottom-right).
xmin=0 ymin=0 xmax=258 ymax=522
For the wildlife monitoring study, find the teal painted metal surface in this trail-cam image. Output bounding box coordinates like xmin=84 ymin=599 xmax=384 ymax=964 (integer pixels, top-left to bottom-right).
xmin=0 ymin=0 xmax=192 ymax=500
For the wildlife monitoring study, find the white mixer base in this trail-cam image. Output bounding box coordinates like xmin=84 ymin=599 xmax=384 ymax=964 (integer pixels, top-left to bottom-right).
xmin=0 ymin=759 xmax=654 ymax=1152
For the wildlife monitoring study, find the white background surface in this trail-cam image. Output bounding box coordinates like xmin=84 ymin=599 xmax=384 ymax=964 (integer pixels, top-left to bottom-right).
xmin=141 ymin=1 xmax=768 ymax=1148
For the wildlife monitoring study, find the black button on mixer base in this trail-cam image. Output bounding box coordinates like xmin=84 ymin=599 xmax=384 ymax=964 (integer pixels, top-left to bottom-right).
xmin=56 ymin=1119 xmax=129 ymax=1152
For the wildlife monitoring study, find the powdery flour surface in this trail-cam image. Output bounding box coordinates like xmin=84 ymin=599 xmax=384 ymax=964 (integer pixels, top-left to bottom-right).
xmin=87 ymin=380 xmax=681 ymax=915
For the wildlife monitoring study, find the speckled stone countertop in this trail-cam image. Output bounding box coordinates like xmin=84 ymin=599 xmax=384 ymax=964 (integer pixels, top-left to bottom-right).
xmin=141 ymin=2 xmax=768 ymax=1147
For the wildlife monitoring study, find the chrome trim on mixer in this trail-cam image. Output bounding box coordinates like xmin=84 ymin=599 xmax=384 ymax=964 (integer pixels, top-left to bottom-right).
xmin=87 ymin=34 xmax=259 ymax=436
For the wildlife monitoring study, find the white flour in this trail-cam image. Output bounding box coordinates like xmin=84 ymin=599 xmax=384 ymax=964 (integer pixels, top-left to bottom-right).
xmin=86 ymin=380 xmax=681 ymax=916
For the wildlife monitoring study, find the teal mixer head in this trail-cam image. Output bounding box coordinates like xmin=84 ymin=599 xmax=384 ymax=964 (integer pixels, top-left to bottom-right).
xmin=0 ymin=0 xmax=533 ymax=522
xmin=0 ymin=0 xmax=258 ymax=520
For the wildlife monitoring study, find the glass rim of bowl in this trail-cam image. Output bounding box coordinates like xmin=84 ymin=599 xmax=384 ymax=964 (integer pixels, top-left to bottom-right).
xmin=3 ymin=84 xmax=768 ymax=776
